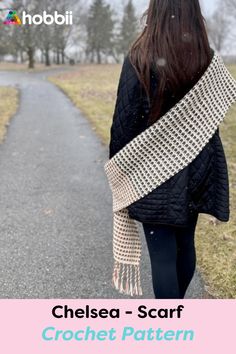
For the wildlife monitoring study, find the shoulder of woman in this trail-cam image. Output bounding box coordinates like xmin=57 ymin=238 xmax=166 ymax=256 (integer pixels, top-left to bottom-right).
xmin=117 ymin=54 xmax=145 ymax=96
xmin=121 ymin=54 xmax=138 ymax=77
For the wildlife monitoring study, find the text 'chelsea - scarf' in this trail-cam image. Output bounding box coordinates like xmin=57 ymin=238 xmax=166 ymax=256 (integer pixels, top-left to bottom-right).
xmin=104 ymin=53 xmax=236 ymax=297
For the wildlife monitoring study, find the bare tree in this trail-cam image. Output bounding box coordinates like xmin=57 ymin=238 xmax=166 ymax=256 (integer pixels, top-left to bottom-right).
xmin=9 ymin=0 xmax=40 ymax=68
xmin=1 ymin=0 xmax=81 ymax=67
xmin=0 ymin=26 xmax=10 ymax=61
xmin=34 ymin=0 xmax=81 ymax=66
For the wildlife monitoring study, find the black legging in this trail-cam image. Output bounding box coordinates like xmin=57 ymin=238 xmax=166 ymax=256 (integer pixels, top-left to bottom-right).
xmin=142 ymin=213 xmax=199 ymax=299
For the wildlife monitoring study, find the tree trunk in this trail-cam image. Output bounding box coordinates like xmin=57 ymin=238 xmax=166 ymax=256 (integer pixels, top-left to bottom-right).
xmin=96 ymin=49 xmax=101 ymax=64
xmin=53 ymin=51 xmax=56 ymax=64
xmin=28 ymin=47 xmax=34 ymax=69
xmin=61 ymin=50 xmax=65 ymax=65
xmin=45 ymin=48 xmax=51 ymax=66
xmin=56 ymin=49 xmax=60 ymax=65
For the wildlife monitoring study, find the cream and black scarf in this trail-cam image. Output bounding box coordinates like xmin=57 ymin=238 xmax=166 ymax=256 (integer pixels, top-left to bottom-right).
xmin=104 ymin=53 xmax=236 ymax=297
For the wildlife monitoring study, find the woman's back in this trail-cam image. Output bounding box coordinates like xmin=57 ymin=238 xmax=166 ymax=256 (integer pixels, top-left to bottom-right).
xmin=109 ymin=47 xmax=229 ymax=226
xmin=109 ymin=47 xmax=215 ymax=159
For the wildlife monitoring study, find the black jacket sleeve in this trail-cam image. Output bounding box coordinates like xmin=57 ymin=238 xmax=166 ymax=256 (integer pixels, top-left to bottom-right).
xmin=108 ymin=55 xmax=150 ymax=159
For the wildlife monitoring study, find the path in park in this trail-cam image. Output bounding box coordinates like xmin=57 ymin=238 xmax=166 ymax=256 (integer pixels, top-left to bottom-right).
xmin=0 ymin=69 xmax=206 ymax=298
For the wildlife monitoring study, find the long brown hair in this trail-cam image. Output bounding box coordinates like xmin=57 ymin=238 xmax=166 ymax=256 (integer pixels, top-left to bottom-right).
xmin=129 ymin=0 xmax=212 ymax=125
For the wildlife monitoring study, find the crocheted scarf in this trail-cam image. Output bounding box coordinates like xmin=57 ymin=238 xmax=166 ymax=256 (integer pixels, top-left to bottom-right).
xmin=104 ymin=53 xmax=236 ymax=297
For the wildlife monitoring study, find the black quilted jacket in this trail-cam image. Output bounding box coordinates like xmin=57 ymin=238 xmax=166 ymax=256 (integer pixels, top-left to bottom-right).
xmin=108 ymin=51 xmax=230 ymax=226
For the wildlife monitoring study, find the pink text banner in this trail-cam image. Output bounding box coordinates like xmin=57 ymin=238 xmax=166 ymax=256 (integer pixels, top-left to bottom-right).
xmin=0 ymin=299 xmax=235 ymax=354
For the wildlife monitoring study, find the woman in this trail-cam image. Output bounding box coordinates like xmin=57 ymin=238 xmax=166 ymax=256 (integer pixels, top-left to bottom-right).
xmin=106 ymin=0 xmax=236 ymax=299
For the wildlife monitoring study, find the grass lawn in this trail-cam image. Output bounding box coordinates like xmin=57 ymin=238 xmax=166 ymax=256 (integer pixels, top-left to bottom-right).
xmin=0 ymin=87 xmax=19 ymax=142
xmin=0 ymin=62 xmax=72 ymax=72
xmin=49 ymin=63 xmax=236 ymax=298
xmin=49 ymin=63 xmax=120 ymax=144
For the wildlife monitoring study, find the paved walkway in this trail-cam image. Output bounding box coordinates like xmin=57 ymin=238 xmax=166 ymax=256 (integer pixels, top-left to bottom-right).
xmin=0 ymin=69 xmax=205 ymax=298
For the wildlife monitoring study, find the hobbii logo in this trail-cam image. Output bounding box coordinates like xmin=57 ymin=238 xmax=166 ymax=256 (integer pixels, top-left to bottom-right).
xmin=22 ymin=10 xmax=73 ymax=25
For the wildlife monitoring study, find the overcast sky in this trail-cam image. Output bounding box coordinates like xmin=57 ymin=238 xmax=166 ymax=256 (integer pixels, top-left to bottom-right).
xmin=200 ymin=0 xmax=217 ymax=15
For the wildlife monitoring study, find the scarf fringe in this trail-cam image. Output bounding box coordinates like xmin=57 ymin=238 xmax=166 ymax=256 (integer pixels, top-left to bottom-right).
xmin=112 ymin=261 xmax=143 ymax=296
